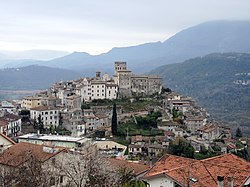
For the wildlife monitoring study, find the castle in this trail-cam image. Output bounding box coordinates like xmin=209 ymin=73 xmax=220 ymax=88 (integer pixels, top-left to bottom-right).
xmin=113 ymin=62 xmax=162 ymax=98
xmin=48 ymin=61 xmax=162 ymax=105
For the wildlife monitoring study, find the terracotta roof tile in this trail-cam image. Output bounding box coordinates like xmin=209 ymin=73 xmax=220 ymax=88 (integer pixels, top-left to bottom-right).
xmin=144 ymin=154 xmax=196 ymax=178
xmin=0 ymin=133 xmax=16 ymax=145
xmin=143 ymin=153 xmax=250 ymax=187
xmin=107 ymin=158 xmax=150 ymax=175
xmin=0 ymin=142 xmax=64 ymax=167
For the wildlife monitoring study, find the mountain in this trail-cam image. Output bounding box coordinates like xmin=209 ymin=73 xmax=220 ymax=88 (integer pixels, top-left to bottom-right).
xmin=1 ymin=20 xmax=250 ymax=74
xmin=49 ymin=20 xmax=250 ymax=73
xmin=0 ymin=49 xmax=69 ymax=61
xmin=149 ymin=52 xmax=250 ymax=135
xmin=0 ymin=65 xmax=81 ymax=90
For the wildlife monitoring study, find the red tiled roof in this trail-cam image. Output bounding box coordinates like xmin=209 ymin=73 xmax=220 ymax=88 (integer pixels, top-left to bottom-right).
xmin=144 ymin=154 xmax=196 ymax=178
xmin=0 ymin=142 xmax=65 ymax=167
xmin=107 ymin=158 xmax=150 ymax=175
xmin=0 ymin=133 xmax=16 ymax=145
xmin=143 ymin=153 xmax=250 ymax=187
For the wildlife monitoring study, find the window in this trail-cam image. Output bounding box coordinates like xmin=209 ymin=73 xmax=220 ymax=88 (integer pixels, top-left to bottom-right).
xmin=60 ymin=176 xmax=64 ymax=184
xmin=50 ymin=177 xmax=56 ymax=186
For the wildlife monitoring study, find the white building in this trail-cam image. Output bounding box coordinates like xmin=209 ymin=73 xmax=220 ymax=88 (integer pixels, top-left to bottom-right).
xmin=78 ymin=75 xmax=118 ymax=102
xmin=30 ymin=106 xmax=59 ymax=128
xmin=0 ymin=101 xmax=17 ymax=114
xmin=0 ymin=113 xmax=22 ymax=137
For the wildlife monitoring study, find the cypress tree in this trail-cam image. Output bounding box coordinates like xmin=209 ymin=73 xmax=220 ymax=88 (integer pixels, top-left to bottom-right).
xmin=236 ymin=127 xmax=243 ymax=138
xmin=112 ymin=102 xmax=117 ymax=136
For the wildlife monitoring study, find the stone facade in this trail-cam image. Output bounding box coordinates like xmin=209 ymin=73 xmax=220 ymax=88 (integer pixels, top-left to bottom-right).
xmin=114 ymin=62 xmax=162 ymax=98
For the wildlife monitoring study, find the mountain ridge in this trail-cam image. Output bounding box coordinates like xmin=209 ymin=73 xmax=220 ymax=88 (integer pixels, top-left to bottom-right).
xmin=1 ymin=20 xmax=250 ymax=74
xmin=149 ymin=52 xmax=250 ymax=135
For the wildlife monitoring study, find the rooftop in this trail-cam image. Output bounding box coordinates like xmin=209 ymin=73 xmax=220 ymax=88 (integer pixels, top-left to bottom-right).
xmin=107 ymin=158 xmax=150 ymax=176
xmin=0 ymin=142 xmax=65 ymax=167
xmin=17 ymin=133 xmax=89 ymax=143
xmin=30 ymin=106 xmax=58 ymax=111
xmin=143 ymin=153 xmax=250 ymax=187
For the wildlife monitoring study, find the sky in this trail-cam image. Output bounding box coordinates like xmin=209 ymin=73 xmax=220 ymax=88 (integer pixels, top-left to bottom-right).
xmin=0 ymin=0 xmax=250 ymax=55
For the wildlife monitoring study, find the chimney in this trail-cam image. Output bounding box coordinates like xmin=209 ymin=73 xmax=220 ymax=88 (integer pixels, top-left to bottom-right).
xmin=228 ymin=176 xmax=233 ymax=187
xmin=217 ymin=176 xmax=224 ymax=187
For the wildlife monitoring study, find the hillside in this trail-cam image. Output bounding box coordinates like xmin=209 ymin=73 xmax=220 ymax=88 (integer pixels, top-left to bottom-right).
xmin=150 ymin=53 xmax=250 ymax=135
xmin=0 ymin=65 xmax=81 ymax=90
xmin=1 ymin=20 xmax=250 ymax=74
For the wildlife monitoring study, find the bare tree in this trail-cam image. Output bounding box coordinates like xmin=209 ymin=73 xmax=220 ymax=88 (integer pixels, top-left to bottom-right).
xmin=56 ymin=147 xmax=119 ymax=187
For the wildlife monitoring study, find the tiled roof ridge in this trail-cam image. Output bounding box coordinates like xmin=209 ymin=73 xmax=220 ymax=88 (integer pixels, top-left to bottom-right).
xmin=165 ymin=160 xmax=200 ymax=173
xmin=200 ymin=153 xmax=232 ymax=162
xmin=0 ymin=133 xmax=16 ymax=145
xmin=199 ymin=160 xmax=218 ymax=185
xmin=143 ymin=154 xmax=197 ymax=178
xmin=143 ymin=154 xmax=170 ymax=177
xmin=201 ymin=153 xmax=250 ymax=164
xmin=203 ymin=161 xmax=250 ymax=172
xmin=0 ymin=142 xmax=65 ymax=167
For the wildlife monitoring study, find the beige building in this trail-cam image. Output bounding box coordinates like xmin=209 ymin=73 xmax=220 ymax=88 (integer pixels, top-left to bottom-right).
xmin=21 ymin=96 xmax=43 ymax=110
xmin=65 ymin=95 xmax=81 ymax=110
xmin=114 ymin=62 xmax=162 ymax=98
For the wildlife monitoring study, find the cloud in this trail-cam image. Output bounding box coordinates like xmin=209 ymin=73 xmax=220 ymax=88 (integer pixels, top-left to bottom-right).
xmin=0 ymin=0 xmax=250 ymax=54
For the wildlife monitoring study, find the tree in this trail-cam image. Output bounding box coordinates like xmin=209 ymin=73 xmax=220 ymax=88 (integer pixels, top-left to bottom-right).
xmin=37 ymin=114 xmax=45 ymax=134
xmin=0 ymin=151 xmax=56 ymax=187
xmin=118 ymin=168 xmax=147 ymax=187
xmin=112 ymin=102 xmax=118 ymax=136
xmin=168 ymin=137 xmax=195 ymax=158
xmin=56 ymin=146 xmax=119 ymax=187
xmin=235 ymin=127 xmax=243 ymax=138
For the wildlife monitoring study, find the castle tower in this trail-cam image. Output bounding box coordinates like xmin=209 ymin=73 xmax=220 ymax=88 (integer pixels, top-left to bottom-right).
xmin=114 ymin=61 xmax=127 ymax=75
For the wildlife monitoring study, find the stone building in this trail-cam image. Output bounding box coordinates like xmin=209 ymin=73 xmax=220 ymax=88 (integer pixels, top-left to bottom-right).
xmin=113 ymin=62 xmax=162 ymax=98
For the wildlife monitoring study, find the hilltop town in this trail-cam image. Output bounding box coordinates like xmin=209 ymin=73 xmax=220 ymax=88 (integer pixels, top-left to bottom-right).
xmin=0 ymin=62 xmax=249 ymax=186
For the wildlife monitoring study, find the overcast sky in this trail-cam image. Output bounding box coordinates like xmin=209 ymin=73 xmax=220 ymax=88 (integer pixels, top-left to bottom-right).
xmin=0 ymin=0 xmax=250 ymax=54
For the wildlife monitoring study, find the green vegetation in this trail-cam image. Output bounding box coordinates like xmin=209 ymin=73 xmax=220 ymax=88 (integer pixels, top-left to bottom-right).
xmin=172 ymin=107 xmax=183 ymax=124
xmin=83 ymin=97 xmax=161 ymax=113
xmin=168 ymin=137 xmax=195 ymax=158
xmin=235 ymin=127 xmax=243 ymax=138
xmin=119 ymin=168 xmax=147 ymax=187
xmin=117 ymin=112 xmax=163 ymax=137
xmin=112 ymin=102 xmax=118 ymax=136
xmin=194 ymin=147 xmax=219 ymax=160
xmin=232 ymin=148 xmax=250 ymax=162
xmin=150 ymin=52 xmax=250 ymax=135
